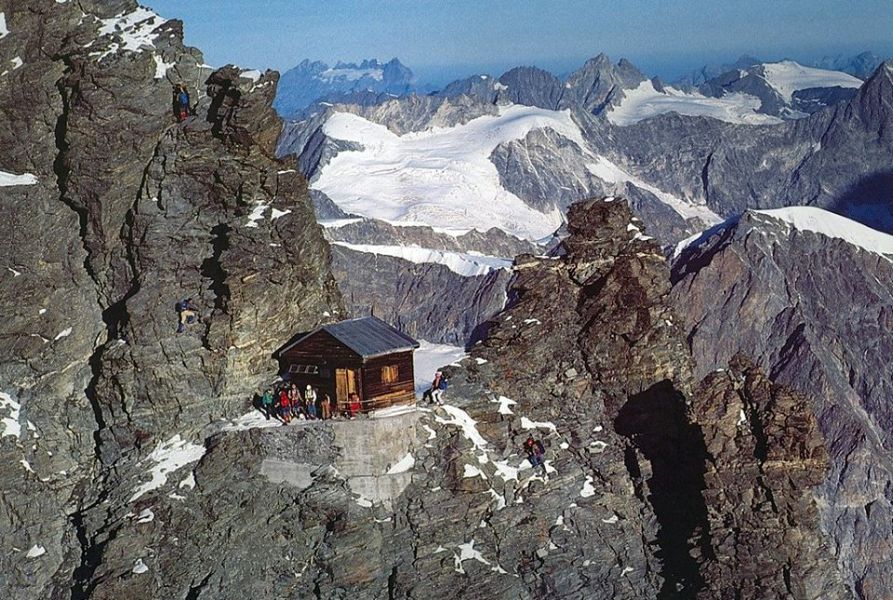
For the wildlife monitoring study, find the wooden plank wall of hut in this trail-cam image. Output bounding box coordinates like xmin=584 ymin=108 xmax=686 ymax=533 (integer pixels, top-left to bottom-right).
xmin=362 ymin=351 xmax=416 ymax=410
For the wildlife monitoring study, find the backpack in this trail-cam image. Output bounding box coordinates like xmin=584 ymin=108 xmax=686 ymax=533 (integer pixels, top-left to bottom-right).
xmin=535 ymin=440 xmax=545 ymax=455
xmin=178 ymin=92 xmax=189 ymax=106
xmin=175 ymin=300 xmax=184 ymax=312
xmin=438 ymin=377 xmax=448 ymax=390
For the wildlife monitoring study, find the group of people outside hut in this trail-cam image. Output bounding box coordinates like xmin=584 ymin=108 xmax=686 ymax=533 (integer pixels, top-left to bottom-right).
xmin=258 ymin=384 xmax=368 ymax=423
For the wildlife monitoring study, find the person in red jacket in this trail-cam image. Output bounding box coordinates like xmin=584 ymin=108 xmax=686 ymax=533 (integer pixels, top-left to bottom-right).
xmin=278 ymin=388 xmax=291 ymax=424
xmin=523 ymin=435 xmax=547 ymax=475
xmin=348 ymin=392 xmax=362 ymax=419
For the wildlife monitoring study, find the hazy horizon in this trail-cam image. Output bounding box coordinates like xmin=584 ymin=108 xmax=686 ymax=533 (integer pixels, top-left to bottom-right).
xmin=143 ymin=0 xmax=893 ymax=86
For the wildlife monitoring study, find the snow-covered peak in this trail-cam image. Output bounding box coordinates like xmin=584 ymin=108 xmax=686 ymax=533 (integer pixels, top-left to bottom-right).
xmin=758 ymin=61 xmax=863 ymax=103
xmin=754 ymin=207 xmax=893 ymax=260
xmin=319 ymin=66 xmax=384 ymax=83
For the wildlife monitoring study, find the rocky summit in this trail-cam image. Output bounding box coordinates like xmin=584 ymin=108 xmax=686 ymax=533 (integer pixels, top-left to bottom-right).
xmin=0 ymin=1 xmax=882 ymax=599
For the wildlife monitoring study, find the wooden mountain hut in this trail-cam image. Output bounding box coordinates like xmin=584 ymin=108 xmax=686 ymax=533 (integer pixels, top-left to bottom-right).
xmin=276 ymin=316 xmax=420 ymax=413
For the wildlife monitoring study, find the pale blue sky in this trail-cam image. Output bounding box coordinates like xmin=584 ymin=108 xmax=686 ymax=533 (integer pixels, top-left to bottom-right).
xmin=144 ymin=0 xmax=893 ymax=84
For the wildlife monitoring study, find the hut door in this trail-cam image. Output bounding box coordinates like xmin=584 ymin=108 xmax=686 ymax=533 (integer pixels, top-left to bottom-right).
xmin=335 ymin=368 xmax=358 ymax=404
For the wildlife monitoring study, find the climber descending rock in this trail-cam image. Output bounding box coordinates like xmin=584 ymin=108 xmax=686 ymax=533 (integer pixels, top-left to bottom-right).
xmin=523 ymin=435 xmax=547 ymax=475
xmin=172 ymin=83 xmax=191 ymax=122
xmin=175 ymin=297 xmax=200 ymax=333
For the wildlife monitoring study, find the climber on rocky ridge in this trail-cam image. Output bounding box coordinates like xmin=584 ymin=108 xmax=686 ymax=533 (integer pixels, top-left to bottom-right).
xmin=524 ymin=435 xmax=547 ymax=475
xmin=175 ymin=297 xmax=200 ymax=333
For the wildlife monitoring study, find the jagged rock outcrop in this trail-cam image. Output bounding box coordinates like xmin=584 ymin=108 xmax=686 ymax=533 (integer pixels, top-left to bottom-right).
xmin=693 ymin=356 xmax=849 ymax=599
xmin=670 ymin=209 xmax=893 ymax=598
xmin=0 ymin=2 xmax=342 ymax=597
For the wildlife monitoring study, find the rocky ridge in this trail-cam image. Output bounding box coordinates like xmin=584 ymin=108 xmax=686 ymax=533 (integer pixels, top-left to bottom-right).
xmin=0 ymin=3 xmax=871 ymax=598
xmin=0 ymin=1 xmax=341 ymax=597
xmin=670 ymin=208 xmax=893 ymax=597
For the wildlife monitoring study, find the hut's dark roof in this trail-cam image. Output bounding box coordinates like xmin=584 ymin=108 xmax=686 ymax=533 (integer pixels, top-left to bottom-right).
xmin=284 ymin=316 xmax=419 ymax=359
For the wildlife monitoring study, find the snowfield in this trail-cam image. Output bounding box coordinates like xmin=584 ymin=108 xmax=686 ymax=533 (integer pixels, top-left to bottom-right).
xmin=332 ymin=242 xmax=512 ymax=277
xmin=608 ymin=80 xmax=783 ymax=126
xmin=413 ymin=341 xmax=468 ymax=391
xmin=312 ymin=105 xmax=589 ymax=240
xmin=759 ymin=61 xmax=863 ymax=103
xmin=756 ymin=207 xmax=893 ymax=261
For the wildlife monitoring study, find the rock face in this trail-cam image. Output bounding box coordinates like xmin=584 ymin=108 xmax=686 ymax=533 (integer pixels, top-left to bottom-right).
xmin=330 ymin=245 xmax=512 ymax=345
xmin=693 ymin=356 xmax=848 ymax=600
xmin=0 ymin=2 xmax=342 ymax=598
xmin=671 ymin=209 xmax=893 ymax=598
xmin=0 ymin=3 xmax=867 ymax=598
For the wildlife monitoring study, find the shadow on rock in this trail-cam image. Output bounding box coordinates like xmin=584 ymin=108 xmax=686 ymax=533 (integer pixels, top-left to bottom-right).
xmin=614 ymin=380 xmax=713 ymax=598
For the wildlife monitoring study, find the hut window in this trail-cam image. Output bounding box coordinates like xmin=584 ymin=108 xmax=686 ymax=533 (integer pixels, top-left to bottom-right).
xmin=289 ymin=364 xmax=319 ymax=375
xmin=381 ymin=365 xmax=399 ymax=383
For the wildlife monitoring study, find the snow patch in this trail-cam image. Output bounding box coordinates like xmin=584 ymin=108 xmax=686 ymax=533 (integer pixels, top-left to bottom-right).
xmin=130 ymin=435 xmax=206 ymax=502
xmin=0 ymin=392 xmax=22 ymax=438
xmin=436 ymin=405 xmax=489 ymax=450
xmin=244 ymin=203 xmax=269 ymax=228
xmin=132 ymin=558 xmax=149 ymax=574
xmin=580 ymin=476 xmax=596 ymax=498
xmin=222 ymin=410 xmax=282 ymax=431
xmin=333 ymin=242 xmax=512 ymax=277
xmin=386 ymin=452 xmax=415 ymax=474
xmin=91 ymin=7 xmax=168 ymax=61
xmin=520 ymin=416 xmax=557 ymax=432
xmin=463 ymin=464 xmax=487 ymax=479
xmin=492 ymin=395 xmax=516 ymax=415
xmin=414 ymin=341 xmax=467 ymax=392
xmin=609 ymin=80 xmax=783 ymax=126
xmin=0 ymin=171 xmax=38 ymax=186
xmin=53 ymin=327 xmax=72 ymax=341
xmin=25 ymin=545 xmax=46 ymax=558
xmin=135 ymin=508 xmax=154 ymax=523
xmin=153 ymin=54 xmax=174 ymax=79
xmin=313 ymin=105 xmax=587 ymax=240
xmin=454 ymin=539 xmax=490 ymax=573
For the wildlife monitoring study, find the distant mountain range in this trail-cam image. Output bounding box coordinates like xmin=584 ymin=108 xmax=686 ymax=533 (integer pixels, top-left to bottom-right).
xmin=274 ymin=58 xmax=415 ymax=118
xmin=273 ymin=51 xmax=886 ymax=119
